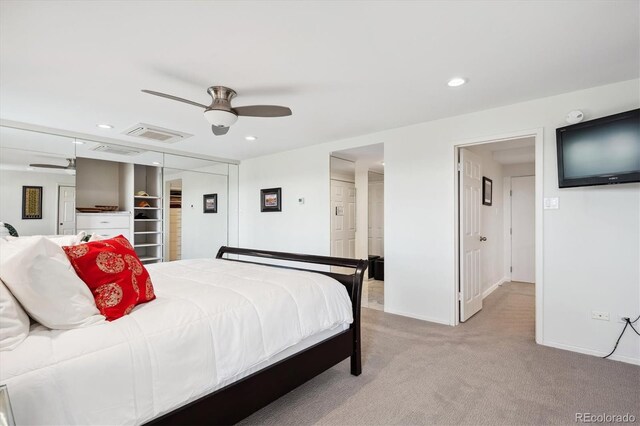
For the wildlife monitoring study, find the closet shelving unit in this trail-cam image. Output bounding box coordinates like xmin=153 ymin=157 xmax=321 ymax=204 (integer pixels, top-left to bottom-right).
xmin=132 ymin=165 xmax=163 ymax=264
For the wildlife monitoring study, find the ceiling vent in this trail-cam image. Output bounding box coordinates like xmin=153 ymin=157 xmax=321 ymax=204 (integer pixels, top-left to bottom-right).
xmin=91 ymin=145 xmax=142 ymax=156
xmin=123 ymin=123 xmax=192 ymax=143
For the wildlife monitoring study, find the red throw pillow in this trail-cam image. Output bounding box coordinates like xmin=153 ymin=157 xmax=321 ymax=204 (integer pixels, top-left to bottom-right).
xmin=62 ymin=235 xmax=156 ymax=320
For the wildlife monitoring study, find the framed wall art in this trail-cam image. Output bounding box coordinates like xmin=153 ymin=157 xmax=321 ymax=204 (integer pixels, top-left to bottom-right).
xmin=482 ymin=177 xmax=493 ymax=206
xmin=261 ymin=187 xmax=282 ymax=212
xmin=203 ymin=193 xmax=218 ymax=213
xmin=22 ymin=186 xmax=43 ymax=219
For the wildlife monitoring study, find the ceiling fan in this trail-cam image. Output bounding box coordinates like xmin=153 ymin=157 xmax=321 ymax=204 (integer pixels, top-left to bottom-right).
xmin=141 ymin=86 xmax=292 ymax=136
xmin=29 ymin=158 xmax=76 ymax=170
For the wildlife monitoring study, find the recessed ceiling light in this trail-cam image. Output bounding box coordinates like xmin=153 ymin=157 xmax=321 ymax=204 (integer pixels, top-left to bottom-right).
xmin=152 ymin=161 xmax=161 ymax=165
xmin=72 ymin=140 xmax=85 ymax=145
xmin=381 ymin=162 xmax=385 ymax=166
xmin=245 ymin=136 xmax=258 ymax=141
xmin=447 ymin=77 xmax=466 ymax=87
xmin=96 ymin=124 xmax=113 ymax=129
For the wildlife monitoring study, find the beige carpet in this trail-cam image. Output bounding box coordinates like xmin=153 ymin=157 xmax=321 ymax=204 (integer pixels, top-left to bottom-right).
xmin=241 ymin=282 xmax=639 ymax=425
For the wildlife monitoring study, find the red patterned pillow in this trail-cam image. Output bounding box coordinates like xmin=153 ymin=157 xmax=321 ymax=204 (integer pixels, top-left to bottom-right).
xmin=62 ymin=235 xmax=155 ymax=320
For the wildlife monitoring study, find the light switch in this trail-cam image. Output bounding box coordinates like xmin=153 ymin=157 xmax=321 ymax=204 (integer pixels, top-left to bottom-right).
xmin=544 ymin=197 xmax=559 ymax=209
xmin=298 ymin=197 xmax=305 ymax=205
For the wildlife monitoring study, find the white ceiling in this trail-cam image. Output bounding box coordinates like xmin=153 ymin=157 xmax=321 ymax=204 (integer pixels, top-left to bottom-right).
xmin=1 ymin=1 xmax=638 ymax=162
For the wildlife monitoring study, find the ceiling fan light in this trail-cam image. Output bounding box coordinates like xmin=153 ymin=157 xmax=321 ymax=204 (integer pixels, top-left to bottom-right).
xmin=204 ymin=109 xmax=238 ymax=127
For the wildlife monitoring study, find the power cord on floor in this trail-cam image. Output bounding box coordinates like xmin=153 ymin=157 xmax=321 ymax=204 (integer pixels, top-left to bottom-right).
xmin=602 ymin=314 xmax=640 ymax=359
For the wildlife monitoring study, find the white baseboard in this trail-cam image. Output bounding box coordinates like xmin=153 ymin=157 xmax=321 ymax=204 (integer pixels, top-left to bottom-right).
xmin=542 ymin=340 xmax=640 ymax=366
xmin=383 ymin=307 xmax=452 ymax=326
xmin=482 ymin=277 xmax=508 ymax=299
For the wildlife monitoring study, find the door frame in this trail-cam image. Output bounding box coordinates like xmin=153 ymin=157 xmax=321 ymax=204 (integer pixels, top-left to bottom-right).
xmin=452 ymin=128 xmax=544 ymax=344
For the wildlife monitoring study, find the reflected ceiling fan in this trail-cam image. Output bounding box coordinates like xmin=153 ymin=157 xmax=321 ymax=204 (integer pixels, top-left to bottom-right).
xmin=29 ymin=158 xmax=76 ymax=170
xmin=141 ymin=86 xmax=292 ymax=136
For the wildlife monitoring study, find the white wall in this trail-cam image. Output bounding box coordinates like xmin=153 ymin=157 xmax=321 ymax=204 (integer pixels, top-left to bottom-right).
xmin=239 ymin=79 xmax=640 ymax=363
xmin=467 ymin=147 xmax=505 ymax=296
xmin=503 ymin=162 xmax=535 ymax=177
xmin=0 ymin=169 xmax=75 ymax=235
xmin=330 ymin=157 xmax=355 ymax=183
xmin=354 ymin=162 xmax=369 ymax=260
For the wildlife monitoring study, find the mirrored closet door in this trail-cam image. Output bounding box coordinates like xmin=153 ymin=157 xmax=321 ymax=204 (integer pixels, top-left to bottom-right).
xmin=0 ymin=126 xmax=76 ymax=237
xmin=1 ymin=125 xmax=238 ymax=264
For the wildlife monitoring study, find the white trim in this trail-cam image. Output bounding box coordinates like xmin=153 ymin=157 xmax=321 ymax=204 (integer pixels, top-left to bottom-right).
xmin=482 ymin=276 xmax=508 ymax=299
xmin=533 ymin=128 xmax=544 ymax=345
xmin=542 ymin=340 xmax=640 ymax=366
xmin=452 ymin=128 xmax=544 ymax=337
xmin=384 ymin=307 xmax=451 ymax=326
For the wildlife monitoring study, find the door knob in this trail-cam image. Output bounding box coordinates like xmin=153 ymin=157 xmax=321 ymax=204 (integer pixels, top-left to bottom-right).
xmin=479 ymin=236 xmax=487 ymax=242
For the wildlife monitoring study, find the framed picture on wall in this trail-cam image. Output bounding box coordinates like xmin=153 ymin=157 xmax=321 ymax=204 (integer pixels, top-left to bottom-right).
xmin=22 ymin=186 xmax=43 ymax=219
xmin=482 ymin=177 xmax=493 ymax=206
xmin=203 ymin=193 xmax=217 ymax=213
xmin=261 ymin=187 xmax=282 ymax=212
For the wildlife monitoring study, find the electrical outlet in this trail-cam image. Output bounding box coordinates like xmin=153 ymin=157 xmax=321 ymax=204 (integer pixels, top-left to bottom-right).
xmin=617 ymin=315 xmax=630 ymax=324
xmin=592 ymin=311 xmax=610 ymax=321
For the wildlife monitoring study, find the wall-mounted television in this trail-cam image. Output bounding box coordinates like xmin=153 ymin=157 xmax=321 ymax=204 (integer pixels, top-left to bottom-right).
xmin=556 ymin=109 xmax=640 ymax=188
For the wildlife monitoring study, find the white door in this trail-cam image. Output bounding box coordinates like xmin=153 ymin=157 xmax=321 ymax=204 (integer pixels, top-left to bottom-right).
xmin=58 ymin=185 xmax=76 ymax=235
xmin=511 ymin=176 xmax=535 ymax=283
xmin=459 ymin=149 xmax=483 ymax=322
xmin=368 ymin=180 xmax=384 ymax=256
xmin=330 ymin=180 xmax=356 ymax=262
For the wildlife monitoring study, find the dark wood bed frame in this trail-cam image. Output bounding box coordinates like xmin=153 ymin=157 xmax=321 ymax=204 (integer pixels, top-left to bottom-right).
xmin=148 ymin=246 xmax=367 ymax=426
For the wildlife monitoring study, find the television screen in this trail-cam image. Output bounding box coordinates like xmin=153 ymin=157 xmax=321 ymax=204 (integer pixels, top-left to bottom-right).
xmin=556 ymin=109 xmax=640 ymax=188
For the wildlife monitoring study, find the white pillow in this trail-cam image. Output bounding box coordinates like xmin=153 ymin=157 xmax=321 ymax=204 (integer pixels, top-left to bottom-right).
xmin=0 ymin=236 xmax=105 ymax=329
xmin=0 ymin=279 xmax=29 ymax=351
xmin=5 ymin=232 xmax=85 ymax=247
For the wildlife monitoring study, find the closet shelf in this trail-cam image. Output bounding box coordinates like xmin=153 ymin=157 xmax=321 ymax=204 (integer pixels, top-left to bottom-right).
xmin=134 ymin=243 xmax=163 ymax=248
xmin=134 ymin=195 xmax=162 ymax=200
xmin=134 ymin=207 xmax=162 ymax=210
xmin=134 ymin=231 xmax=162 ymax=235
xmin=139 ymin=256 xmax=161 ymax=263
xmin=134 ymin=219 xmax=162 ymax=222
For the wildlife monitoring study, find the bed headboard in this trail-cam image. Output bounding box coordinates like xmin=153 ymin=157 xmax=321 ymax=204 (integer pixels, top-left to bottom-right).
xmin=215 ymin=246 xmax=367 ymax=316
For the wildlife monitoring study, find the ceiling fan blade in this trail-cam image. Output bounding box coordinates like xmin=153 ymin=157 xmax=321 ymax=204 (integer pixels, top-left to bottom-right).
xmin=211 ymin=126 xmax=230 ymax=136
xmin=233 ymin=105 xmax=292 ymax=117
xmin=29 ymin=164 xmax=68 ymax=169
xmin=141 ymin=90 xmax=209 ymax=109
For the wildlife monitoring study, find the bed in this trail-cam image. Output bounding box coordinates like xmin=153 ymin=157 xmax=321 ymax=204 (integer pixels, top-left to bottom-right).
xmin=0 ymin=246 xmax=366 ymax=425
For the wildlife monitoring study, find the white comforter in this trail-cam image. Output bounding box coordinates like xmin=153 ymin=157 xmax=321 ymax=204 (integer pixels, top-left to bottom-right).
xmin=0 ymin=259 xmax=353 ymax=425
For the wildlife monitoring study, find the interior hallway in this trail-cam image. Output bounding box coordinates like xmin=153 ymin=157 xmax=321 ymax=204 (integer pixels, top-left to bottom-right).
xmin=241 ymin=282 xmax=639 ymax=425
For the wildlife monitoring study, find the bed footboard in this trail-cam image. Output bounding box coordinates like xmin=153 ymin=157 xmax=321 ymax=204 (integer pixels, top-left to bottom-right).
xmin=215 ymin=246 xmax=367 ymax=376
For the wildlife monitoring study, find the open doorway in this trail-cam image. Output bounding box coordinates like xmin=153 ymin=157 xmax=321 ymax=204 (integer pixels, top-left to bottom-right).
xmin=456 ymin=134 xmax=541 ymax=334
xmin=330 ymin=143 xmax=384 ymax=311
xmin=166 ymin=179 xmax=182 ymax=261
